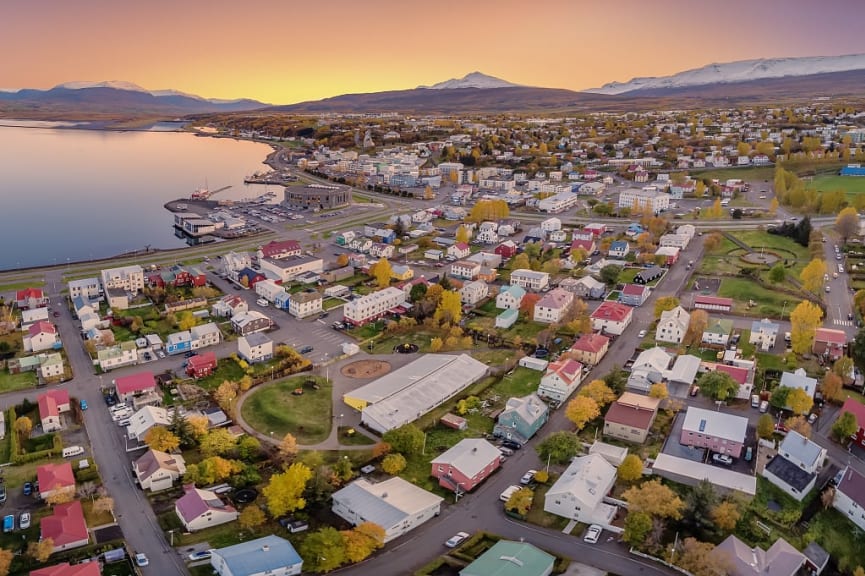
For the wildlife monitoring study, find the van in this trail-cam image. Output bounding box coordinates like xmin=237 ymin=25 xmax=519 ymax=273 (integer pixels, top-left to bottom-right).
xmin=759 ymin=400 xmax=769 ymax=413
xmin=751 ymin=395 xmax=760 ymax=408
xmin=62 ymin=446 xmax=85 ymax=458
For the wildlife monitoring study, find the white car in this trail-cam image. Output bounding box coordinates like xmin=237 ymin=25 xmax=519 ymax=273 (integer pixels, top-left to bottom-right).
xmin=135 ymin=553 xmax=149 ymax=567
xmin=19 ymin=513 xmax=30 ymax=529
xmin=256 ymin=298 xmax=269 ymax=307
xmin=445 ymin=531 xmax=471 ymax=548
xmin=520 ymin=470 xmax=538 ymax=486
xmin=584 ymin=524 xmax=602 ymax=544
xmin=712 ymin=453 xmax=734 ymax=466
xmin=638 ymin=329 xmax=647 ymax=338
xmin=499 ymin=485 xmax=521 ymax=502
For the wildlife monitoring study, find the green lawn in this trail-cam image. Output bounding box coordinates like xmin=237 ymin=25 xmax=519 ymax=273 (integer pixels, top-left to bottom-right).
xmin=322 ymin=298 xmax=344 ymax=311
xmin=0 ymin=279 xmax=45 ymax=292
xmin=193 ymin=358 xmax=247 ymax=390
xmin=734 ymin=231 xmax=810 ymax=262
xmin=494 ymin=367 xmax=541 ymax=398
xmin=0 ymin=371 xmax=37 ymax=393
xmin=808 ymin=174 xmax=865 ymax=195
xmin=241 ymin=376 xmax=332 ymax=444
xmin=718 ymin=278 xmax=802 ymax=317
xmin=691 ymin=166 xmax=776 ymax=181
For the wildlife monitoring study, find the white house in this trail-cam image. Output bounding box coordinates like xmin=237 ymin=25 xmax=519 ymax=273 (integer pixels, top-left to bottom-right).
xmin=332 ymin=477 xmax=443 ymax=543
xmin=126 ymin=405 xmax=173 ymax=442
xmin=749 ymin=318 xmax=780 ymax=352
xmin=68 ymin=277 xmax=101 ymax=300
xmin=476 ymin=228 xmax=499 ymax=244
xmin=449 ymin=260 xmax=481 ymax=280
xmin=533 ymin=288 xmax=574 ymax=324
xmin=833 ymin=466 xmax=865 ymax=532
xmin=655 ymin=306 xmax=690 ymax=344
xmin=496 ymin=285 xmax=526 ymax=310
xmin=175 ymin=485 xmax=238 ymax=532
xmin=238 ymin=333 xmax=274 ymax=364
xmin=762 ymin=431 xmax=827 ymax=501
xmin=212 ymin=295 xmax=249 ymax=318
xmin=133 ymin=449 xmax=187 ymax=492
xmin=343 ymin=287 xmax=406 ymax=326
xmin=544 ymin=454 xmax=618 ymax=528
xmin=627 ymin=347 xmax=672 ymax=393
xmin=541 ymin=217 xmax=562 ymax=232
xmin=259 ymin=256 xmax=324 ymax=283
xmin=590 ymin=302 xmax=633 ymax=335
xmin=96 ymin=342 xmax=139 ymax=371
xmin=618 ymin=188 xmax=671 ymax=214
xmin=255 ymin=279 xmax=286 ymax=303
xmin=510 ymin=269 xmax=550 ymax=291
xmin=779 ymin=369 xmax=818 ymax=403
xmin=210 ymin=535 xmax=303 ymax=576
xmin=101 ymin=265 xmax=145 ymax=295
xmin=447 ymin=242 xmax=471 ymax=260
xmin=538 ymin=359 xmax=585 ymax=403
xmin=459 ymin=280 xmax=489 ymax=306
xmin=288 ymin=291 xmax=323 ymax=319
xmin=191 ymin=323 xmax=221 ymax=349
xmin=608 ymin=241 xmax=630 ymax=259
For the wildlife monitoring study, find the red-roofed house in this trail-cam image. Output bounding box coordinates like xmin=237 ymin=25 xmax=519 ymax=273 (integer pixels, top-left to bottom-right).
xmin=114 ymin=372 xmax=157 ymax=402
xmin=38 ymin=390 xmax=71 ymax=433
xmin=619 ymin=284 xmax=650 ymax=307
xmin=838 ymin=398 xmax=865 ymax=449
xmin=813 ymin=328 xmax=846 ymax=361
xmin=583 ymin=223 xmax=606 ymax=237
xmin=569 ymin=333 xmax=610 ymax=366
xmin=494 ymin=241 xmax=518 ymax=259
xmin=538 ymin=359 xmax=585 ymax=402
xmin=447 ymin=242 xmax=471 ymax=260
xmin=31 ymin=561 xmax=102 ymax=576
xmin=41 ymin=501 xmax=89 ymax=552
xmin=175 ymin=484 xmax=238 ymax=532
xmin=590 ymin=302 xmax=633 ymax=335
xmin=37 ymin=462 xmax=76 ymax=501
xmin=604 ymin=392 xmax=661 ymax=444
xmin=693 ymin=295 xmax=733 ymax=312
xmin=569 ymin=237 xmax=596 ymax=259
xmin=186 ymin=351 xmax=218 ymax=379
xmin=715 ymin=364 xmax=750 ymax=386
xmin=24 ymin=321 xmax=59 ymax=353
xmin=258 ymin=240 xmax=301 ymax=260
xmin=16 ymin=287 xmax=48 ymax=310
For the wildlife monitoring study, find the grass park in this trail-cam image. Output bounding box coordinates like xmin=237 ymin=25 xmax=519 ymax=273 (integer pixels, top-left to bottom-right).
xmin=240 ymin=375 xmax=332 ymax=444
xmin=807 ymin=174 xmax=865 ymax=195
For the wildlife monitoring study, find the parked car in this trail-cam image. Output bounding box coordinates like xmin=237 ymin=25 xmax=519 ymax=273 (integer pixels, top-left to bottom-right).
xmin=298 ymin=345 xmax=314 ymax=354
xmin=499 ymin=485 xmax=521 ymax=502
xmin=19 ymin=513 xmax=30 ymax=529
xmin=638 ymin=329 xmax=647 ymax=338
xmin=689 ymin=385 xmax=700 ymax=397
xmin=23 ymin=482 xmax=32 ymax=496
xmin=256 ymin=298 xmax=269 ymax=307
xmin=744 ymin=447 xmax=753 ymax=462
xmin=712 ymin=453 xmax=733 ymax=466
xmin=520 ymin=470 xmax=538 ymax=485
xmin=0 ymin=486 xmax=6 ymax=504
xmin=498 ymin=447 xmax=514 ymax=457
xmin=79 ymin=400 xmax=88 ymax=411
xmin=187 ymin=550 xmax=213 ymax=562
xmin=445 ymin=532 xmax=471 ymax=548
xmin=584 ymin=525 xmax=602 ymax=544
xmin=502 ymin=439 xmax=522 ymax=450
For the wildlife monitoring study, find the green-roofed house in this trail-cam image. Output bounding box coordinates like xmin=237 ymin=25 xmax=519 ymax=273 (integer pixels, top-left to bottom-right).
xmin=496 ymin=308 xmax=519 ymax=329
xmin=460 ymin=540 xmax=555 ymax=576
xmin=701 ymin=318 xmax=734 ymax=347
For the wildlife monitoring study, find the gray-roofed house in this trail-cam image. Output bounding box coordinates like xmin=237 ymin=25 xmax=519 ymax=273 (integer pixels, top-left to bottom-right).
xmin=779 ymin=368 xmax=817 ymax=403
xmin=331 ymin=477 xmax=443 ymax=543
xmin=237 ymin=333 xmax=274 ymax=364
xmin=563 ymin=276 xmax=606 ymax=300
xmin=803 ymin=542 xmax=830 ymax=575
xmin=666 ymin=354 xmax=701 ymax=387
xmin=544 ymin=454 xmax=618 ymax=527
xmin=833 ymin=466 xmax=865 ymax=532
xmin=713 ymin=534 xmax=805 ymax=576
xmin=626 ymin=347 xmax=671 ymax=393
xmin=493 ymin=393 xmax=549 ymax=443
xmin=655 ymin=306 xmax=689 ymax=344
xmin=133 ymin=449 xmax=187 ymax=492
xmin=749 ymin=318 xmax=780 ymax=352
xmin=211 ymin=535 xmax=302 ymax=576
xmin=431 ymin=438 xmax=501 ymax=493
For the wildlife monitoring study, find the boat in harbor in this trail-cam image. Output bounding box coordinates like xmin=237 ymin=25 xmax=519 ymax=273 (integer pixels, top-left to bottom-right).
xmin=190 ymin=186 xmax=211 ymax=200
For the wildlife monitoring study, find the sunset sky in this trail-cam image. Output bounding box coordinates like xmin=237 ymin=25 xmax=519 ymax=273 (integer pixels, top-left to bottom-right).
xmin=3 ymin=0 xmax=865 ymax=104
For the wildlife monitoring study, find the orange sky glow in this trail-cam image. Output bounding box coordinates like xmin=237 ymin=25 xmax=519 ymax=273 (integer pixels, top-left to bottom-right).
xmin=2 ymin=0 xmax=864 ymax=104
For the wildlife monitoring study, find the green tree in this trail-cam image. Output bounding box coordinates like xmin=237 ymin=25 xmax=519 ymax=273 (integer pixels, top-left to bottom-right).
xmin=199 ymin=428 xmax=238 ymax=457
xmin=833 ymin=356 xmax=855 ymax=384
xmin=757 ymin=414 xmax=775 ymax=439
xmin=237 ymin=435 xmax=262 ymax=461
xmin=790 ymin=301 xmax=823 ymax=355
xmin=618 ymin=454 xmax=643 ymax=483
xmin=769 ymin=263 xmax=786 ymax=284
xmin=300 ymin=527 xmax=347 ymax=573
xmin=536 ymin=431 xmax=581 ymax=464
xmin=769 ymin=386 xmax=791 ymax=410
xmin=832 ymin=411 xmax=858 ymax=443
xmin=623 ymin=511 xmax=652 ymax=547
xmin=683 ymin=480 xmax=719 ymax=541
xmin=599 ymin=264 xmax=621 ymax=286
xmin=653 ymin=296 xmax=680 ymax=320
xmin=852 ymin=327 xmax=865 ymax=369
xmin=382 ymin=424 xmax=424 ymax=454
xmin=697 ymin=371 xmax=740 ymax=401
xmin=381 ymin=453 xmax=407 ymax=475
xmin=263 ymin=463 xmax=313 ymax=517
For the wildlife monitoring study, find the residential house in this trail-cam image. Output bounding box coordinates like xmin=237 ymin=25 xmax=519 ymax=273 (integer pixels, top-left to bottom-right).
xmin=37 ymin=462 xmax=75 ymax=501
xmin=16 ymin=287 xmax=48 ymax=310
xmin=608 ymin=241 xmax=630 ymax=259
xmin=210 ymin=535 xmax=303 ymax=576
xmin=541 ymin=217 xmax=562 ymax=232
xmin=780 ymin=368 xmax=817 ymax=404
xmin=105 ymin=287 xmax=129 ymax=310
xmin=31 ymin=562 xmax=101 ymax=576
xmin=259 ymin=256 xmax=323 ymax=283
xmin=680 ymin=407 xmax=747 ymax=458
xmin=618 ymin=188 xmax=671 ymax=214
xmin=222 ymin=251 xmax=253 ymax=276
xmin=21 ymin=307 xmax=49 ymax=329
xmin=533 ymin=288 xmax=574 ymax=324
xmin=494 ymin=240 xmax=518 ymax=259
xmin=566 ymin=276 xmax=606 ymax=300
xmin=114 ymin=372 xmax=157 ymax=403
xmin=510 ymin=269 xmax=550 ymax=291
xmin=187 ymin=351 xmax=218 ymax=378
xmin=430 ymin=438 xmax=501 ymax=493
xmin=134 ymin=449 xmax=187 ymax=492
xmin=369 ymin=243 xmax=395 ymax=259
xmin=126 ymin=405 xmax=173 ymax=442
xmin=24 ymin=321 xmax=59 ymax=353
xmin=331 ymin=477 xmax=443 ymax=543
xmin=838 ymin=398 xmax=865 ymax=449
xmin=619 ymin=284 xmax=650 ymax=307
xmin=38 ymin=353 xmax=65 ymax=382
xmin=424 ymin=249 xmax=443 ymax=261
xmin=238 ymin=333 xmax=274 ymax=364
xmin=590 ymin=301 xmax=633 ymax=335
xmin=175 ymin=484 xmax=239 ymax=532
xmin=762 ymin=431 xmax=827 ymax=501
xmin=343 ymin=287 xmax=406 ymax=326
xmin=569 ymin=235 xmax=596 ymax=260
xmin=449 ymin=260 xmax=481 ymax=280
xmin=568 ymin=333 xmax=610 ymax=366
xmin=544 ymin=454 xmax=618 ymax=526
xmin=655 ymin=246 xmax=680 ymax=265
xmin=461 ymin=541 xmax=555 ymax=576
xmin=702 ymin=318 xmax=734 ymax=347
xmin=813 ymin=328 xmax=846 ymax=361
xmin=655 ymin=306 xmax=689 ymax=344
xmin=41 ymin=501 xmax=89 ymax=553
xmin=833 ymin=466 xmax=865 ymax=532
xmin=236 ymin=267 xmax=266 ymax=288
xmin=166 ymin=331 xmax=192 ymax=355
xmin=538 ymin=359 xmax=585 ymax=403
xmin=476 ymin=227 xmax=499 ymax=244
xmin=713 ymin=535 xmax=805 ymax=576
xmin=287 ymin=291 xmax=323 ymax=319
xmin=496 ymin=285 xmax=525 ymax=310
xmin=749 ymin=318 xmax=780 ymax=352
xmin=390 ymin=264 xmax=414 ymax=281
xmin=96 ymin=342 xmax=138 ymax=371
xmin=633 ymin=267 xmax=663 ymax=285
xmin=231 ymin=311 xmax=274 ymax=336
xmin=254 ymin=279 xmax=286 ymax=303
xmin=493 ymin=393 xmax=549 ymax=443
xmin=495 ymin=308 xmax=519 ymax=329
xmin=37 ymin=390 xmax=70 ymax=433
xmin=212 ymin=295 xmax=248 ymax=318
xmin=191 ymin=323 xmax=221 ymax=350
xmin=447 ymin=242 xmax=471 ymax=260
xmin=627 ymin=347 xmax=671 ymax=393
xmin=583 ymin=223 xmax=606 ymax=236
xmin=100 ymin=265 xmax=145 ymax=295
xmin=604 ymin=392 xmax=661 ymax=444
xmin=258 ymin=240 xmax=301 ymax=260
xmin=693 ymin=295 xmax=733 ymax=312
xmin=459 ymin=280 xmax=489 ymax=306
xmin=67 ymin=278 xmax=101 ymax=300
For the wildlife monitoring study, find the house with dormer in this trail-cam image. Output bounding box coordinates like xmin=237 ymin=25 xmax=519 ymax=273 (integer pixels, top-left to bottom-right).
xmin=175 ymin=484 xmax=238 ymax=532
xmin=656 ymin=306 xmax=689 ymax=344
xmin=762 ymin=430 xmax=826 ymax=501
xmin=544 ymin=454 xmax=618 ymax=527
xmin=496 ymin=285 xmax=525 ymax=310
xmin=134 ymin=448 xmax=187 ymax=492
xmin=493 ymin=393 xmax=549 ymax=443
xmin=430 ymin=438 xmax=501 ymax=493
xmin=538 ymin=359 xmax=585 ymax=403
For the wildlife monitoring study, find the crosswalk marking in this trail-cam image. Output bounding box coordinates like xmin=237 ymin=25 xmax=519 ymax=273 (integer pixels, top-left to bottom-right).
xmin=833 ymin=319 xmax=853 ymax=327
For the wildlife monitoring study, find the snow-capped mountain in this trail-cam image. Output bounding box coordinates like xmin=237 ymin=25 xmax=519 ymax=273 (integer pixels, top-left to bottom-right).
xmin=419 ymin=72 xmax=521 ymax=90
xmin=587 ymin=53 xmax=865 ymax=95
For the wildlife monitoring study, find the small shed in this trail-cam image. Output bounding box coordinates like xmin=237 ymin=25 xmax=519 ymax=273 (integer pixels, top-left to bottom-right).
xmin=440 ymin=413 xmax=467 ymax=431
xmin=518 ymin=356 xmax=549 ymax=371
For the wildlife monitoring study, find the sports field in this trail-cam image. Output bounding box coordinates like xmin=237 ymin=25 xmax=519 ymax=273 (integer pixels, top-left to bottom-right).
xmin=807 ymin=174 xmax=865 ymax=194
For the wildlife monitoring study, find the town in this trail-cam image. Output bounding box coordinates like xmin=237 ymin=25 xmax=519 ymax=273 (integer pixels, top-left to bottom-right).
xmin=3 ymin=100 xmax=865 ymax=576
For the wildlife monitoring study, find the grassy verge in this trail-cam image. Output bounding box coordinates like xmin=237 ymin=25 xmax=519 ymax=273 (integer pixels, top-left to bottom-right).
xmin=0 ymin=371 xmax=37 ymax=393
xmin=240 ymin=375 xmax=332 ymax=444
xmin=0 ymin=279 xmax=45 ymax=292
xmin=718 ymin=278 xmax=802 ymax=317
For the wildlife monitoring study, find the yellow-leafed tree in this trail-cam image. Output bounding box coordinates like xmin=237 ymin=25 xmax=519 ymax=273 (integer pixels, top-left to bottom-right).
xmin=790 ymin=301 xmax=823 ymax=355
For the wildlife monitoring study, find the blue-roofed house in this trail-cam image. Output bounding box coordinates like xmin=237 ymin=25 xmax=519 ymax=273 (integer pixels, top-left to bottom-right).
xmin=625 ymin=223 xmax=644 ymax=238
xmin=332 ymin=477 xmax=443 ymax=543
xmin=211 ymin=535 xmax=302 ymax=576
xmin=749 ymin=318 xmax=780 ymax=352
xmin=608 ymin=240 xmax=630 ymax=259
xmin=494 ymin=393 xmax=549 ymax=443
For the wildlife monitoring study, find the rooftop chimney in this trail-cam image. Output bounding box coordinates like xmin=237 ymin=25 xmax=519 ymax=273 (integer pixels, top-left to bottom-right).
xmin=262 ymin=545 xmax=270 ymax=552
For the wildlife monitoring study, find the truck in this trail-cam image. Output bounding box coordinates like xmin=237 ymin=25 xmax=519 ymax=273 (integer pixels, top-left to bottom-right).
xmin=3 ymin=515 xmax=14 ymax=533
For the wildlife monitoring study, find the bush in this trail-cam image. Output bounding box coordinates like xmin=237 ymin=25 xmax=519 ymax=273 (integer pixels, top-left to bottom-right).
xmin=74 ymin=459 xmax=100 ymax=483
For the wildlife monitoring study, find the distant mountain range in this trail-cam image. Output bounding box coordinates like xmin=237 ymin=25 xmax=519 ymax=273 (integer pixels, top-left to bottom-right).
xmin=2 ymin=53 xmax=864 ymax=120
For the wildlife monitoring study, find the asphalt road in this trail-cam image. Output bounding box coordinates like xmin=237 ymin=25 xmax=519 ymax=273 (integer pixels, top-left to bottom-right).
xmin=822 ymin=235 xmax=857 ymax=337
